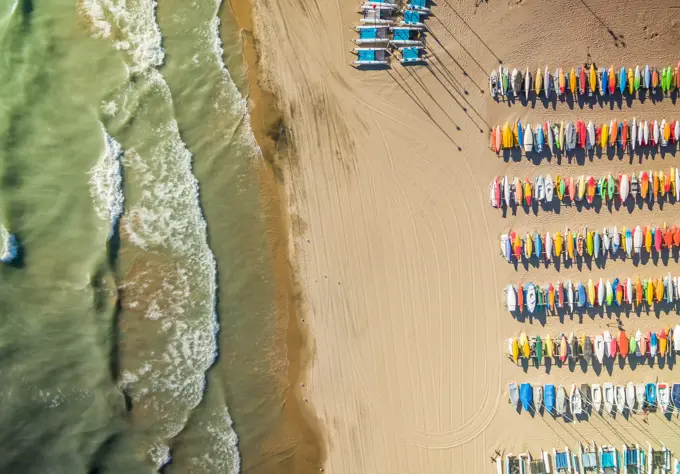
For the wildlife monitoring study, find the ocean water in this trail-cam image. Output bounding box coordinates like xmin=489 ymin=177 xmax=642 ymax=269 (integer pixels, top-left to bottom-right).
xmin=0 ymin=0 xmax=280 ymax=472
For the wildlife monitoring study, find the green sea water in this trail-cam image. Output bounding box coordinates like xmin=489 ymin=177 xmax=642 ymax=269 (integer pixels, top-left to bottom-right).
xmin=0 ymin=0 xmax=282 ymax=472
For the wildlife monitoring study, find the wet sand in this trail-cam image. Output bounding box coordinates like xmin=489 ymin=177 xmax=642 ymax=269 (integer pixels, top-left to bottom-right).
xmin=225 ymin=0 xmax=324 ymax=472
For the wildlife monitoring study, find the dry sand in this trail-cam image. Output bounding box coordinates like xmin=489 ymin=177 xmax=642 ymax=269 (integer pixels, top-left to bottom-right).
xmin=249 ymin=0 xmax=680 ymax=471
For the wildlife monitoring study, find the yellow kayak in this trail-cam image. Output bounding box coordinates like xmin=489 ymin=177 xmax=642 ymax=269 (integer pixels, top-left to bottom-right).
xmin=513 ymin=121 xmax=519 ymax=146
xmin=559 ymin=121 xmax=565 ymax=151
xmin=524 ymin=181 xmax=531 ymax=202
xmin=589 ymin=64 xmax=597 ymax=92
xmin=601 ymin=123 xmax=609 ymax=148
xmin=660 ymin=330 xmax=667 ymax=356
xmin=587 ymin=231 xmax=594 ymax=256
xmin=513 ymin=232 xmax=521 ymax=250
xmin=567 ymin=230 xmax=575 ymax=258
xmin=621 ymin=227 xmax=627 ymax=254
xmin=645 ymin=226 xmax=653 ymax=252
xmin=525 ymin=233 xmax=533 ymax=258
xmin=569 ymin=67 xmax=576 ymax=94
xmin=656 ymin=279 xmax=664 ymax=302
xmin=588 ymin=279 xmax=596 ymax=306
xmin=535 ymin=68 xmax=543 ymax=95
xmin=660 ymin=171 xmax=666 ymax=197
xmin=545 ymin=334 xmax=554 ymax=358
xmin=503 ymin=122 xmax=511 ymax=148
xmin=512 ymin=337 xmax=519 ymax=362
xmin=578 ymin=175 xmax=586 ymax=200
xmin=665 ymin=121 xmax=671 ymax=142
xmin=628 ymin=67 xmax=634 ymax=94
xmin=556 ymin=176 xmax=563 ymax=200
xmin=647 ymin=280 xmax=654 ymax=306
xmin=521 ymin=334 xmax=530 ymax=358
xmin=555 ymin=232 xmax=563 ymax=256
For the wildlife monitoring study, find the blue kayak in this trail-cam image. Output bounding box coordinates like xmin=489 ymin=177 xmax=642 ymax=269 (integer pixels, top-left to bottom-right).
xmin=612 ymin=278 xmax=620 ymax=305
xmin=619 ymin=67 xmax=626 ymax=94
xmin=578 ymin=283 xmax=586 ymax=308
xmin=534 ymin=233 xmax=542 ymax=259
xmin=645 ymin=65 xmax=651 ymax=89
xmin=517 ymin=119 xmax=523 ymax=145
xmin=537 ymin=126 xmax=545 ymax=152
xmin=646 ymin=383 xmax=657 ymax=406
xmin=672 ymin=384 xmax=680 ymax=409
xmin=520 ymin=383 xmax=533 ymax=412
xmin=505 ymin=237 xmax=511 ymax=263
xmin=594 ymin=232 xmax=600 ymax=258
xmin=602 ymin=68 xmax=608 ymax=96
xmin=544 ymin=384 xmax=555 ymax=413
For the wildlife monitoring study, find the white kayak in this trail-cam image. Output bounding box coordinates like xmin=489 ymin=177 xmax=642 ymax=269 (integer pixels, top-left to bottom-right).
xmin=567 ymin=280 xmax=574 ymax=312
xmin=603 ymin=227 xmax=611 ymax=252
xmin=534 ymin=175 xmax=545 ymax=201
xmin=545 ymin=232 xmax=552 ymax=262
xmin=526 ymin=283 xmax=536 ymax=313
xmin=597 ymin=277 xmax=605 ymax=307
xmin=587 ymin=121 xmax=595 ymax=149
xmin=505 ymin=284 xmax=517 ymax=311
xmin=626 ymin=382 xmax=636 ymax=412
xmin=594 ymin=335 xmax=605 ymax=363
xmin=604 ymin=331 xmax=612 ymax=357
xmin=570 ymin=384 xmax=582 ymax=415
xmin=524 ymin=68 xmax=531 ymax=101
xmin=603 ymin=383 xmax=614 ymax=414
xmin=626 ymin=278 xmax=633 ymax=305
xmin=502 ymin=175 xmax=511 ymax=206
xmin=592 ymin=384 xmax=602 ymax=412
xmin=631 ymin=117 xmax=637 ymax=151
xmin=620 ymin=174 xmax=629 ymax=202
xmin=636 ymin=384 xmax=645 ymax=410
xmin=634 ymin=225 xmax=642 ymax=253
xmin=658 ymin=383 xmax=670 ymax=413
xmin=615 ymin=385 xmax=626 ymax=413
xmin=675 ymin=324 xmax=680 ymax=352
xmin=524 ymin=123 xmax=534 ymax=152
xmin=545 ymin=175 xmax=554 ymax=202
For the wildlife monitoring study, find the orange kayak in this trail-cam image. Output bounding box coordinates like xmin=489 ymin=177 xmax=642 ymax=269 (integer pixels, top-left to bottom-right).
xmin=619 ymin=331 xmax=629 ymax=357
xmin=653 ymin=172 xmax=660 ymax=199
xmin=674 ymin=227 xmax=680 ymax=247
xmin=610 ymin=119 xmax=618 ymax=146
xmin=652 ymin=68 xmax=659 ymax=89
xmin=636 ymin=278 xmax=643 ymax=305
xmin=641 ymin=171 xmax=649 ymax=198
xmin=664 ymin=225 xmax=673 ymax=248
xmin=517 ymin=282 xmax=524 ymax=309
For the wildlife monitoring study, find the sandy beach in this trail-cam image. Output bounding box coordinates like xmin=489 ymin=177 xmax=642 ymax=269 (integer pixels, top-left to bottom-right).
xmin=247 ymin=0 xmax=680 ymax=472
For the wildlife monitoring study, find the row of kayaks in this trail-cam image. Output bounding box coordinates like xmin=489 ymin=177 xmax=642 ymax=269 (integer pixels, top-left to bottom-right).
xmin=505 ymin=275 xmax=680 ymax=313
xmin=490 ymin=170 xmax=680 ymax=208
xmin=507 ymin=328 xmax=679 ymax=364
xmin=500 ymin=224 xmax=680 ymax=264
xmin=489 ymin=63 xmax=680 ymax=99
xmin=509 ymin=380 xmax=679 ymax=415
xmin=491 ymin=118 xmax=680 ymax=153
xmin=499 ymin=443 xmax=668 ymax=474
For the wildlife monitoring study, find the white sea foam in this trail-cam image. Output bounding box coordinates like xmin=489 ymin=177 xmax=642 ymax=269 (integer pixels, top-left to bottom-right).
xmin=80 ymin=1 xmax=252 ymax=471
xmin=80 ymin=0 xmax=164 ymax=73
xmin=208 ymin=0 xmax=260 ymax=156
xmin=89 ymin=124 xmax=124 ymax=234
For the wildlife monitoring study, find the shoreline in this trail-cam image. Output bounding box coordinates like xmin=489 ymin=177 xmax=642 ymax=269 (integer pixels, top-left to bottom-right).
xmin=225 ymin=0 xmax=325 ymax=472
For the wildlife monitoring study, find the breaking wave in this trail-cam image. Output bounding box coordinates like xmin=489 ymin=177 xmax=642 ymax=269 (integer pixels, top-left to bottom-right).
xmin=80 ymin=0 xmax=240 ymax=471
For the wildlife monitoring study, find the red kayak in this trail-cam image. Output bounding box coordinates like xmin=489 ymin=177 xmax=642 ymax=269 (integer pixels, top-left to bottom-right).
xmin=580 ymin=65 xmax=587 ymax=94
xmin=621 ymin=120 xmax=628 ymax=146
xmin=655 ymin=227 xmax=662 ymax=253
xmin=671 ymin=120 xmax=677 ymax=144
xmin=517 ymin=282 xmax=524 ymax=310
